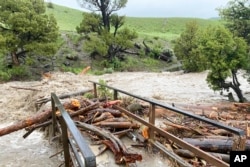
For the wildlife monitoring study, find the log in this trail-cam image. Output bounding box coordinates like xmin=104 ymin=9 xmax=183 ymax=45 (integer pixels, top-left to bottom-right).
xmin=70 ymin=102 xmax=99 ymax=117
xmin=175 ymin=149 xmax=195 ymax=158
xmin=183 ymin=138 xmax=250 ymax=153
xmin=175 ymin=149 xmax=230 ymax=163
xmin=35 ymin=89 xmax=92 ymax=106
xmin=93 ymin=121 xmax=140 ymax=129
xmin=0 ymin=109 xmax=52 ymax=136
xmin=233 ymin=103 xmax=250 ymax=112
xmin=153 ymin=141 xmax=193 ymax=167
xmin=92 ymin=112 xmax=114 ymax=123
xmin=101 ymin=117 xmax=127 ymax=123
xmin=90 ymin=108 xmax=122 ymax=117
xmin=164 ymin=121 xmax=192 ymax=131
xmin=76 ymin=121 xmax=120 ymax=151
xmin=206 ymin=152 xmax=230 ymax=163
xmin=0 ymin=100 xmax=98 ymax=137
xmin=113 ymin=129 xmax=133 ymax=138
xmin=102 ymin=100 xmax=122 ymax=108
xmin=10 ymin=86 xmax=41 ymax=91
xmin=210 ymin=129 xmax=233 ymax=136
xmin=75 ymin=121 xmax=142 ymax=164
xmin=23 ymin=120 xmax=52 ymax=138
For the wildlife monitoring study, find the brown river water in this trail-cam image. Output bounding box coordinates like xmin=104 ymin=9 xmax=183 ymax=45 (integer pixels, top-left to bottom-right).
xmin=0 ymin=71 xmax=249 ymax=166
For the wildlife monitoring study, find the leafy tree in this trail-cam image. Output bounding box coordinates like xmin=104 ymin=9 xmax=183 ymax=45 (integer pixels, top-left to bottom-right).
xmin=174 ymin=21 xmax=207 ymax=72
xmin=77 ymin=0 xmax=127 ymax=31
xmin=219 ymin=0 xmax=250 ymax=44
xmin=76 ymin=0 xmax=137 ymax=64
xmin=219 ymin=0 xmax=250 ymax=83
xmin=199 ymin=26 xmax=249 ymax=102
xmin=0 ymin=34 xmax=5 ymax=52
xmin=0 ymin=0 xmax=59 ymax=66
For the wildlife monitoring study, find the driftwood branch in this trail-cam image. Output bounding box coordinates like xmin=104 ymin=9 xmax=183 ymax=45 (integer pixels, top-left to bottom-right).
xmin=36 ymin=89 xmax=92 ymax=106
xmin=23 ymin=120 xmax=52 ymax=138
xmin=10 ymin=86 xmax=41 ymax=91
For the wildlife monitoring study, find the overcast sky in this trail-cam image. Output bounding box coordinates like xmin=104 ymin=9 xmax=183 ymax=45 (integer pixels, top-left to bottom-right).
xmin=48 ymin=0 xmax=230 ymax=18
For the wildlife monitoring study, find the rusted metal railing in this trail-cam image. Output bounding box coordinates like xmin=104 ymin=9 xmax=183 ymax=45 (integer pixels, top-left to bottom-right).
xmin=89 ymin=80 xmax=246 ymax=167
xmin=51 ymin=93 xmax=96 ymax=167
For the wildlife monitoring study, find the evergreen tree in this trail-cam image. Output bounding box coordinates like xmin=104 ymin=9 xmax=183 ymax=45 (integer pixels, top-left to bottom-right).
xmin=219 ymin=0 xmax=250 ymax=44
xmin=0 ymin=0 xmax=59 ymax=66
xmin=174 ymin=21 xmax=206 ymax=72
xmin=199 ymin=26 xmax=249 ymax=102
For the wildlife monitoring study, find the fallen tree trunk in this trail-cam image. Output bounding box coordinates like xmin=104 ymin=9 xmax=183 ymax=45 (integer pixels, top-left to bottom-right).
xmin=175 ymin=149 xmax=230 ymax=163
xmin=0 ymin=100 xmax=98 ymax=137
xmin=0 ymin=109 xmax=52 ymax=136
xmin=183 ymin=138 xmax=250 ymax=153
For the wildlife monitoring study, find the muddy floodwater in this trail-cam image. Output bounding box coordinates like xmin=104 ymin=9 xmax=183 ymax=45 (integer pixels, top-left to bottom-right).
xmin=0 ymin=71 xmax=249 ymax=166
xmin=0 ymin=123 xmax=62 ymax=167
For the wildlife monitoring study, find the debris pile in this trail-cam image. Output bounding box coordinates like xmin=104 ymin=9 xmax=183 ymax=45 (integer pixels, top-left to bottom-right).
xmin=1 ymin=88 xmax=250 ymax=166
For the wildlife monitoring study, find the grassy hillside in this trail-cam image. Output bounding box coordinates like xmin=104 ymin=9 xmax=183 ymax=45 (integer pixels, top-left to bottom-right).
xmin=126 ymin=17 xmax=223 ymax=40
xmin=46 ymin=4 xmax=83 ymax=32
xmin=46 ymin=3 xmax=223 ymax=40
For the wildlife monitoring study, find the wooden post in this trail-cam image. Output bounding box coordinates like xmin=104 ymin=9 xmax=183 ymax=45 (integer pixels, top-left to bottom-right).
xmin=149 ymin=103 xmax=155 ymax=140
xmin=59 ymin=117 xmax=70 ymax=167
xmin=93 ymin=83 xmax=97 ymax=98
xmin=113 ymin=90 xmax=118 ymax=100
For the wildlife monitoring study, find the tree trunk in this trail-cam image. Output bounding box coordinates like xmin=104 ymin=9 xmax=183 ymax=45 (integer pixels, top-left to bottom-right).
xmin=11 ymin=52 xmax=20 ymax=66
xmin=100 ymin=1 xmax=110 ymax=31
xmin=183 ymin=138 xmax=250 ymax=153
xmin=0 ymin=109 xmax=52 ymax=136
xmin=221 ymin=70 xmax=246 ymax=103
xmin=231 ymin=70 xmax=245 ymax=102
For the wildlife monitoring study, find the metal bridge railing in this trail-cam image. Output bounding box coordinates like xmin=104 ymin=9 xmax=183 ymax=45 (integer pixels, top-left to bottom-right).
xmin=89 ymin=80 xmax=246 ymax=167
xmin=51 ymin=93 xmax=96 ymax=167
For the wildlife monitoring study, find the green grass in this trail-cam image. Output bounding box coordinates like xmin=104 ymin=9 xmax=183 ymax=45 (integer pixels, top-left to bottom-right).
xmin=125 ymin=17 xmax=223 ymax=40
xmin=46 ymin=3 xmax=223 ymax=40
xmin=46 ymin=4 xmax=83 ymax=32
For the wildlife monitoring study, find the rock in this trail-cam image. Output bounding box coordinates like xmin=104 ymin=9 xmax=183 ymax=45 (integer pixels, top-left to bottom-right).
xmin=127 ymin=103 xmax=142 ymax=113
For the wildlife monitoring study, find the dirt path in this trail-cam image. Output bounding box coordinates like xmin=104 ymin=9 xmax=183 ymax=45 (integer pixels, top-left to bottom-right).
xmin=0 ymin=71 xmax=249 ymax=166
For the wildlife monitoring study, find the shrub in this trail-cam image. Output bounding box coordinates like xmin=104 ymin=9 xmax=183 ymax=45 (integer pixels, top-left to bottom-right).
xmin=47 ymin=2 xmax=54 ymax=9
